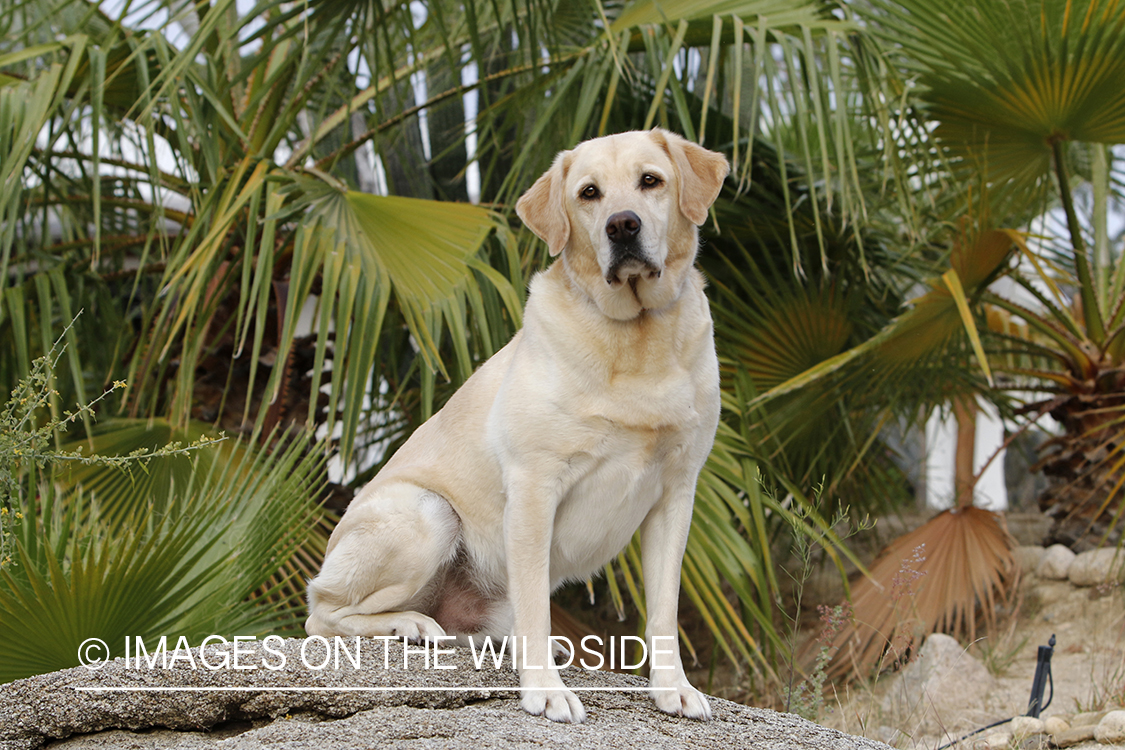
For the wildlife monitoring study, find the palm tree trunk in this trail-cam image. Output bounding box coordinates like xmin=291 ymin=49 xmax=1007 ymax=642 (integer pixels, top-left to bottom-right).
xmin=1036 ymin=393 xmax=1125 ymax=551
xmin=954 ymin=396 xmax=977 ymax=508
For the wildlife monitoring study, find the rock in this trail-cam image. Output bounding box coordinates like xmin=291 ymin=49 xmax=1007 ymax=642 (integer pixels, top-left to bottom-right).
xmin=881 ymin=633 xmax=995 ymax=735
xmin=983 ymin=730 xmax=1012 ymax=748
xmin=1010 ymin=715 xmax=1044 ymax=737
xmin=1028 ymin=579 xmax=1072 ymax=607
xmin=1072 ymin=711 xmax=1108 ymax=727
xmin=1036 ymin=545 xmax=1077 ymax=580
xmin=1043 ymin=715 xmax=1070 ymax=735
xmin=1013 ymin=546 xmax=1047 ymax=575
xmin=1095 ymin=710 xmax=1125 ymax=744
xmin=1051 ymin=724 xmax=1097 ymax=747
xmin=0 ymin=638 xmax=891 ymax=750
xmin=1067 ymin=548 xmax=1125 ymax=587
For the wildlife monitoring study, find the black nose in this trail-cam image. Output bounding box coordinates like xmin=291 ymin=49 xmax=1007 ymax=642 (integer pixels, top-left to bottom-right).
xmin=605 ymin=211 xmax=641 ymax=243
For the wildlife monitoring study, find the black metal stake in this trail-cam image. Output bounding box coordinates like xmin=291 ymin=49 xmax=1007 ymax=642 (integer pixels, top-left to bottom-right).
xmin=1025 ymin=634 xmax=1056 ymax=718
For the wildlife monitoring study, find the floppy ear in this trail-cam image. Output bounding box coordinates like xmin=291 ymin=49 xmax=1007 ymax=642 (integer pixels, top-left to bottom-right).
xmin=654 ymin=129 xmax=730 ymax=226
xmin=516 ymin=153 xmax=570 ymax=257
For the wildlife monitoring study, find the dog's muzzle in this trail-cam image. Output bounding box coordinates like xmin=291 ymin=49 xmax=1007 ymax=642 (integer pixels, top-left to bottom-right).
xmin=605 ymin=211 xmax=661 ymax=286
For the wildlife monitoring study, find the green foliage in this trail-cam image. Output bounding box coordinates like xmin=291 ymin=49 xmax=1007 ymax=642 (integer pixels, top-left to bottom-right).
xmin=868 ymin=0 xmax=1125 ymax=218
xmin=781 ymin=502 xmax=869 ymax=718
xmin=0 ymin=0 xmax=916 ymax=434
xmin=723 ymin=0 xmax=1125 ymax=682
xmin=0 ymin=340 xmax=324 ymax=684
xmin=1 ymin=3 xmax=525 ymax=463
xmin=857 ymin=0 xmax=1125 ymax=547
xmin=787 ymin=601 xmax=854 ymax=720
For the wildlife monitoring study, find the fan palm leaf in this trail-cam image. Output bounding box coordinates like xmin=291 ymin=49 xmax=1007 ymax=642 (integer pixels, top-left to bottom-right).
xmin=745 ymin=229 xmax=1016 ymax=427
xmin=864 ymin=0 xmax=1125 ymax=549
xmin=54 ymin=418 xmax=224 ymax=529
xmin=819 ymin=506 xmax=1017 ymax=681
xmin=866 ymin=0 xmax=1125 ymax=335
xmin=1 ymin=431 xmax=324 ymax=684
xmin=870 ymin=0 xmax=1125 ymax=175
xmin=756 ymin=0 xmax=1125 ymax=681
xmin=740 ymin=227 xmax=1022 ymax=681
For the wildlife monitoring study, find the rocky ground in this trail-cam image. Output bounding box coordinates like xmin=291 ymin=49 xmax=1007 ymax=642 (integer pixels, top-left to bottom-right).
xmin=0 ymin=638 xmax=891 ymax=750
xmin=816 ymin=543 xmax=1125 ymax=750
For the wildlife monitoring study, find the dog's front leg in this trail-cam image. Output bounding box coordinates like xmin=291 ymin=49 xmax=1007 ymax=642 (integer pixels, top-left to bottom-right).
xmin=640 ymin=478 xmax=712 ymax=720
xmin=503 ymin=471 xmax=586 ymax=724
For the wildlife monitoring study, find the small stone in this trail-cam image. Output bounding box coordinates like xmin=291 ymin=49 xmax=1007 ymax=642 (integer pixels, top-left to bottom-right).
xmin=1094 ymin=710 xmax=1125 ymax=744
xmin=1067 ymin=548 xmax=1125 ymax=587
xmin=1030 ymin=580 xmax=1070 ymax=606
xmin=1011 ymin=716 xmax=1045 ymax=737
xmin=1051 ymin=724 xmax=1097 ymax=747
xmin=1073 ymin=711 xmax=1108 ymax=727
xmin=1014 ymin=546 xmax=1047 ymax=575
xmin=1043 ymin=715 xmax=1070 ymax=735
xmin=984 ymin=730 xmax=1012 ymax=748
xmin=1036 ymin=544 xmax=1077 ymax=580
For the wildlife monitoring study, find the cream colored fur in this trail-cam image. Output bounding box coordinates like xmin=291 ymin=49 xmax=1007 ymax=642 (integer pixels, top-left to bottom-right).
xmin=306 ymin=128 xmax=729 ymax=723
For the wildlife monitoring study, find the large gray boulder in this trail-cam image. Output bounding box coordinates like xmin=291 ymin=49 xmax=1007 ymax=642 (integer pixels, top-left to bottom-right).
xmin=0 ymin=638 xmax=890 ymax=750
xmin=881 ymin=633 xmax=996 ymax=735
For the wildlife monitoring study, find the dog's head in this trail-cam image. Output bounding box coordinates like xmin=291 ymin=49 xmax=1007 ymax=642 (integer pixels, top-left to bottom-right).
xmin=516 ymin=129 xmax=729 ymax=320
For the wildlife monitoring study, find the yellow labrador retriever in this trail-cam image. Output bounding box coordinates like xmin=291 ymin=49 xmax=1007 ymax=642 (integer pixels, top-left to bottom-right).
xmin=306 ymin=128 xmax=729 ymax=723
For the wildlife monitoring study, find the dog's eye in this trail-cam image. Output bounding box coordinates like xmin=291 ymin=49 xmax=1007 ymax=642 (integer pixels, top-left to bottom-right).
xmin=640 ymin=173 xmax=662 ymax=189
xmin=580 ymin=184 xmax=600 ymax=200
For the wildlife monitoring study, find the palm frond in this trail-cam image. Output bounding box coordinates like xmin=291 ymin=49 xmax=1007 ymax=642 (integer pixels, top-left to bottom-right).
xmin=867 ymin=0 xmax=1125 ymax=215
xmin=746 ymin=229 xmax=1017 ymax=412
xmin=1 ymin=432 xmax=324 ymax=684
xmin=818 ymin=507 xmax=1017 ymax=681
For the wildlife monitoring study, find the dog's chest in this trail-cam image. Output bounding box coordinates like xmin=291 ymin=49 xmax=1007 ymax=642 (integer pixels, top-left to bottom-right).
xmin=583 ymin=362 xmax=699 ymax=430
xmin=546 ymin=421 xmax=689 ymax=583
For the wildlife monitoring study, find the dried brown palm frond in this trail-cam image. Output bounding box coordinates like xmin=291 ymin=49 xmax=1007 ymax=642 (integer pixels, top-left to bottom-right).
xmin=812 ymin=506 xmax=1017 ymax=681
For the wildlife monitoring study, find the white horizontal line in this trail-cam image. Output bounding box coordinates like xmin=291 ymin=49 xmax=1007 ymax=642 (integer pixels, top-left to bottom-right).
xmin=73 ymin=686 xmax=669 ymax=692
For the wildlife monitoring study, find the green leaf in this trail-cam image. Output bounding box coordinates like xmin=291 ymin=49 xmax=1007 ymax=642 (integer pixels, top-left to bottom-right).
xmin=868 ymin=0 xmax=1125 ymax=207
xmin=943 ymin=268 xmax=993 ymax=386
xmin=1 ymin=432 xmax=323 ymax=684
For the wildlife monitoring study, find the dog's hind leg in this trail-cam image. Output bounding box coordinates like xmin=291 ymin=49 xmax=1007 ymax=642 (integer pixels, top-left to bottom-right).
xmin=305 ymin=482 xmax=460 ymax=641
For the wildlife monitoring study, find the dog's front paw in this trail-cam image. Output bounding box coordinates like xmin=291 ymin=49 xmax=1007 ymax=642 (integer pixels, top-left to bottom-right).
xmin=653 ymin=682 xmax=711 ymax=721
xmin=520 ymin=675 xmax=586 ymax=723
xmin=384 ymin=612 xmax=446 ymax=643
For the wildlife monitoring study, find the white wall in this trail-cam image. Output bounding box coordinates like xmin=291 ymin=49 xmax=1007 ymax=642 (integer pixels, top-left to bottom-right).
xmin=925 ymin=398 xmax=1008 ymax=510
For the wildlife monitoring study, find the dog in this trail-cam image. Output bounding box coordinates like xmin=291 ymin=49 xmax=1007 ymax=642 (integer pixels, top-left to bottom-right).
xmin=306 ymin=128 xmax=729 ymax=723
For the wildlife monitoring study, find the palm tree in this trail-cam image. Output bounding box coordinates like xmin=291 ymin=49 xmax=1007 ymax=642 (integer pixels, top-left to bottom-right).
xmin=749 ymin=0 xmax=1125 ymax=679
xmin=862 ymin=0 xmax=1125 ymax=543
